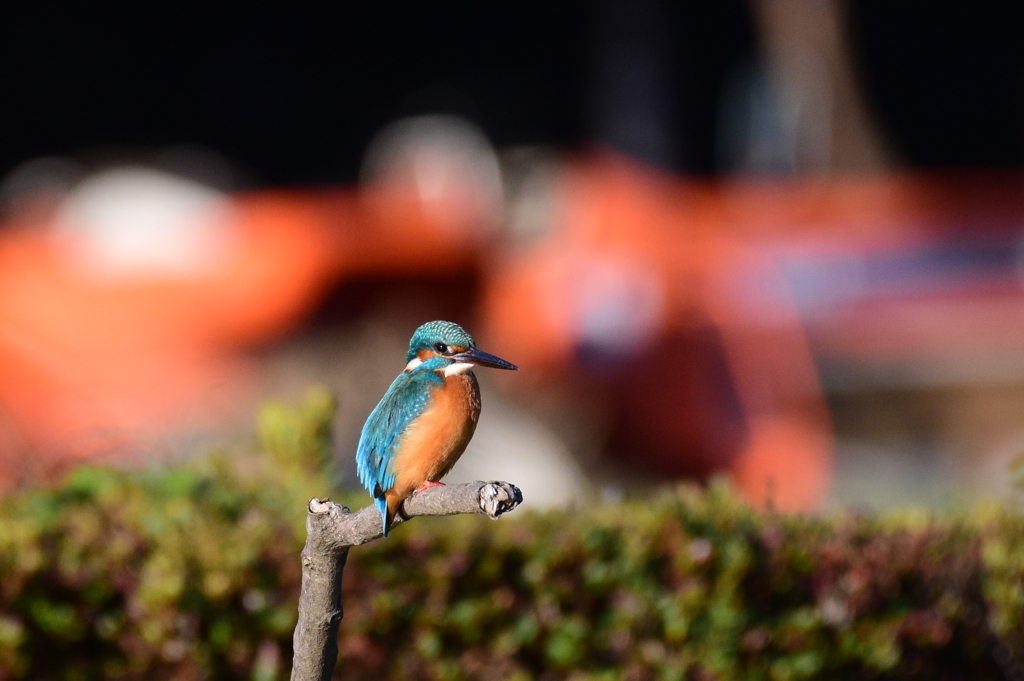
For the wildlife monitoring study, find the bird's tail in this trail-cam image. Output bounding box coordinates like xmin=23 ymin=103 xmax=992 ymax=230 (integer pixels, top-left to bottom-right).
xmin=374 ymin=496 xmax=390 ymax=537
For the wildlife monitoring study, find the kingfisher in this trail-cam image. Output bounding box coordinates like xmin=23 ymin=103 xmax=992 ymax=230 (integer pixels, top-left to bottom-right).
xmin=356 ymin=320 xmax=518 ymax=536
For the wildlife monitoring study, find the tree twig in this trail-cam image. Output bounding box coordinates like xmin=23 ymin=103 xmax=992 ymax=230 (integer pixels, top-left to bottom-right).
xmin=289 ymin=480 xmax=523 ymax=681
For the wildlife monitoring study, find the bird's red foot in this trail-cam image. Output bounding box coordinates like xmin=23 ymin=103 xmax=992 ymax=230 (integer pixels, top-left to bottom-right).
xmin=414 ymin=481 xmax=446 ymax=494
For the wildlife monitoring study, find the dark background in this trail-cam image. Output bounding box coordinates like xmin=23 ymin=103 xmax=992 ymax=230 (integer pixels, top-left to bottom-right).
xmin=2 ymin=1 xmax=1023 ymax=187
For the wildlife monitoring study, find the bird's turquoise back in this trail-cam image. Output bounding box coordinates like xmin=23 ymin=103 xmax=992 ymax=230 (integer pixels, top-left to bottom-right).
xmin=356 ymin=357 xmax=446 ymax=535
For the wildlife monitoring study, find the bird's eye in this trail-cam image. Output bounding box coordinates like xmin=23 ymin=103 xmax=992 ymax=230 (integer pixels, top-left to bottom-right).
xmin=435 ymin=342 xmax=449 ymax=354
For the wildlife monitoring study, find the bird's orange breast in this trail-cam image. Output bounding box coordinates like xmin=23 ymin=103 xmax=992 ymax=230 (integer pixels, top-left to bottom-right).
xmin=388 ymin=372 xmax=481 ymax=502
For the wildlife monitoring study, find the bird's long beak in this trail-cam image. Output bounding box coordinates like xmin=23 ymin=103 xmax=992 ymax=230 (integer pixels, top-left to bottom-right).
xmin=450 ymin=348 xmax=519 ymax=371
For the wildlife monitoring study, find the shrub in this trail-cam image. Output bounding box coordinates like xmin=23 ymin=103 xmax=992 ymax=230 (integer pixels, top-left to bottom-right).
xmin=0 ymin=388 xmax=336 ymax=681
xmin=2 ymin=391 xmax=1024 ymax=680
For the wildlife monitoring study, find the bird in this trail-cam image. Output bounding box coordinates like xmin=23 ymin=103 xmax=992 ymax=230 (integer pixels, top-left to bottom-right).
xmin=356 ymin=320 xmax=518 ymax=536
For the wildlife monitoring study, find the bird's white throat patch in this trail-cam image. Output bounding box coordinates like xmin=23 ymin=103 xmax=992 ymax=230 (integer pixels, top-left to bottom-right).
xmin=444 ymin=362 xmax=475 ymax=376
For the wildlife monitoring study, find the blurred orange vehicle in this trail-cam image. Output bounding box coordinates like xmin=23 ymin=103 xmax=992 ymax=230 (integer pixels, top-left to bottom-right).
xmin=6 ymin=141 xmax=1024 ymax=512
xmin=482 ymin=152 xmax=1024 ymax=510
xmin=0 ymin=157 xmax=488 ymax=485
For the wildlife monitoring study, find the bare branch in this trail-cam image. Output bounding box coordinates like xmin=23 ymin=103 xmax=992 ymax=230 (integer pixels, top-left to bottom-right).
xmin=290 ymin=481 xmax=523 ymax=681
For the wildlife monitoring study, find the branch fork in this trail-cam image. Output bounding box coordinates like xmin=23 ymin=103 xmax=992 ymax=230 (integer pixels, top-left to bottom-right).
xmin=290 ymin=481 xmax=523 ymax=681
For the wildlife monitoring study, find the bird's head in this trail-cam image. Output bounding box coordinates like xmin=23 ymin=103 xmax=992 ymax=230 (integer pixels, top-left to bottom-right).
xmin=405 ymin=320 xmax=518 ymax=375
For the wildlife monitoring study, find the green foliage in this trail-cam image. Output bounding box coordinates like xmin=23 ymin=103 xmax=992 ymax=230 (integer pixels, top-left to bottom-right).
xmin=0 ymin=389 xmax=333 ymax=681
xmin=337 ymin=485 xmax=1021 ymax=681
xmin=2 ymin=393 xmax=1024 ymax=680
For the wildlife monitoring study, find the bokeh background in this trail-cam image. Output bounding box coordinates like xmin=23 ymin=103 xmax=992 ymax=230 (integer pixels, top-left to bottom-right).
xmin=4 ymin=1 xmax=1024 ymax=512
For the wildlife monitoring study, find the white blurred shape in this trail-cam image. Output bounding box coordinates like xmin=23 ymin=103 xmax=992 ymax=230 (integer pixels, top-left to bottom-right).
xmin=360 ymin=115 xmax=503 ymax=232
xmin=501 ymin=146 xmax=561 ymax=243
xmin=53 ymin=167 xmax=237 ymax=278
xmin=446 ymin=395 xmax=590 ymax=508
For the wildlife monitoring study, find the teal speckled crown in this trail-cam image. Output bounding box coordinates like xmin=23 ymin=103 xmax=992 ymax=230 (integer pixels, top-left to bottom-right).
xmin=406 ymin=321 xmax=476 ymax=362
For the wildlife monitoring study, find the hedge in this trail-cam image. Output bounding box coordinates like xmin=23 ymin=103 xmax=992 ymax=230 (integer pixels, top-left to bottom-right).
xmin=2 ymin=390 xmax=1024 ymax=680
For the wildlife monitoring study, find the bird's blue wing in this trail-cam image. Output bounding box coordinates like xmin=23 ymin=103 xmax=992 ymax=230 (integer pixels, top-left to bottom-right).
xmin=355 ymin=369 xmax=440 ymax=503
